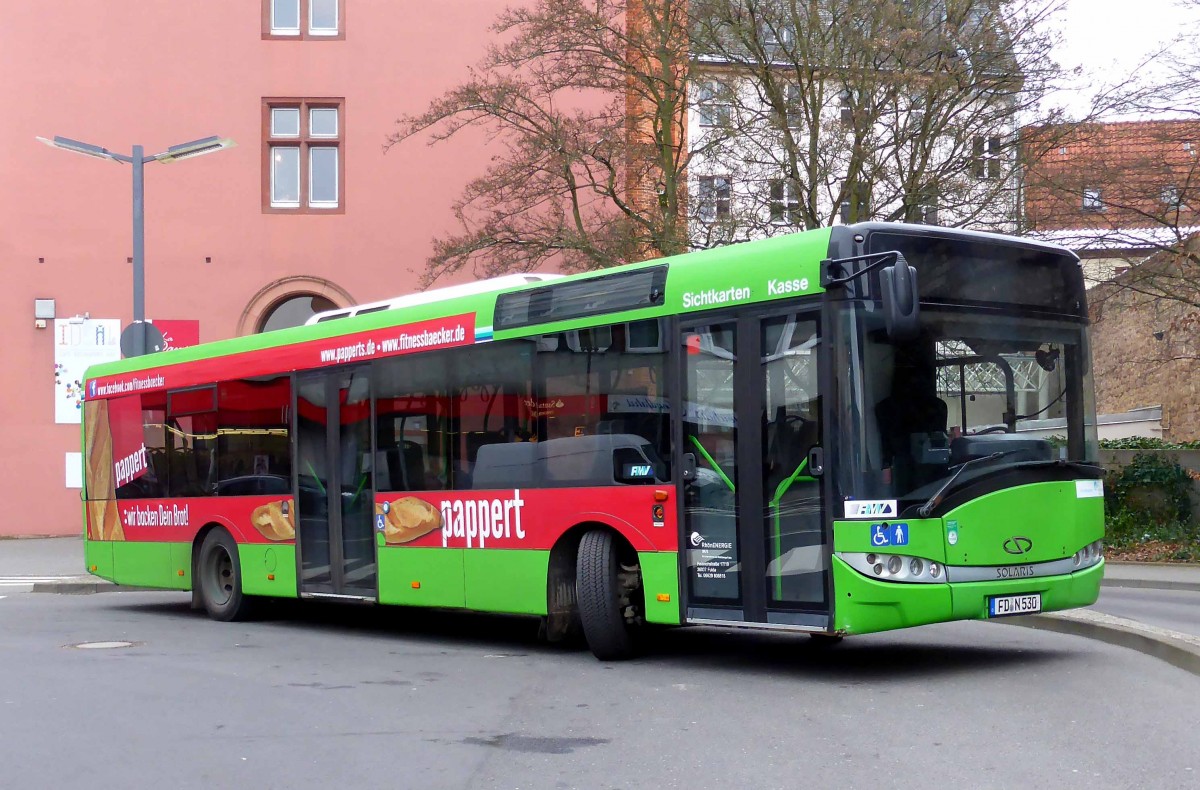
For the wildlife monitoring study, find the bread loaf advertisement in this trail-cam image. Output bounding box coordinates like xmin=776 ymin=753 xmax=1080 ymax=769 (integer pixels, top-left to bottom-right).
xmin=377 ymin=496 xmax=442 ymax=544
xmin=83 ymin=399 xmax=125 ymax=541
xmin=251 ymin=499 xmax=295 ymax=541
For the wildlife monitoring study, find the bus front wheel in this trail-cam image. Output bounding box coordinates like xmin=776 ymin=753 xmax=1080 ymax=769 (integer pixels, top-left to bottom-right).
xmin=577 ymin=529 xmax=642 ymax=661
xmin=196 ymin=529 xmax=255 ymax=622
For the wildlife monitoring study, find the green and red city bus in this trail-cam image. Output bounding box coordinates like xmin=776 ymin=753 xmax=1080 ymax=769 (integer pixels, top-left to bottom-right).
xmin=81 ymin=222 xmax=1105 ymax=659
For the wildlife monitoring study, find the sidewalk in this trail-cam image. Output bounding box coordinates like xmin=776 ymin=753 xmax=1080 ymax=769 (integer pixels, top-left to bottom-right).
xmin=0 ymin=536 xmax=101 ymax=594
xmin=3 ymin=537 xmax=1199 ymax=674
xmin=1098 ymin=561 xmax=1200 ymax=592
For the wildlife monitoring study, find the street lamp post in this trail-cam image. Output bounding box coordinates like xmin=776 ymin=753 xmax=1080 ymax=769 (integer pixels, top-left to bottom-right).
xmin=37 ymin=134 xmax=235 ymax=356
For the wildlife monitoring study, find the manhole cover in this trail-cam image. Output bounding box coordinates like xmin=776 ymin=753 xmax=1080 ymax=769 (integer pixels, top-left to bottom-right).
xmin=66 ymin=641 xmax=139 ymax=650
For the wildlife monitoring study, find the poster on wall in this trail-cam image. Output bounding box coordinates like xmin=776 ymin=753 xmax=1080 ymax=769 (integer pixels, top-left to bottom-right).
xmin=150 ymin=319 xmax=200 ymax=351
xmin=54 ymin=318 xmax=121 ymax=424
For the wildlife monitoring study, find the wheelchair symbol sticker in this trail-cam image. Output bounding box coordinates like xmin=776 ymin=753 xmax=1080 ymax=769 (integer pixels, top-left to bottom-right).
xmin=870 ymin=522 xmax=909 ymax=547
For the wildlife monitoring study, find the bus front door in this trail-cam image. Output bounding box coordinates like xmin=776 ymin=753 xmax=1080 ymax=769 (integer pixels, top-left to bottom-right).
xmin=295 ymin=368 xmax=378 ymax=599
xmin=678 ymin=310 xmax=829 ymax=629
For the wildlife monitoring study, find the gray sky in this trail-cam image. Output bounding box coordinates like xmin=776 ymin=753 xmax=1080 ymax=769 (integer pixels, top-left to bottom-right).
xmin=1057 ymin=0 xmax=1197 ymax=99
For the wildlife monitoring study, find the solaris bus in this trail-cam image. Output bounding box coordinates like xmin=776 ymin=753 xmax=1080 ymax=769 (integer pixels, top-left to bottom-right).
xmin=81 ymin=222 xmax=1104 ymax=659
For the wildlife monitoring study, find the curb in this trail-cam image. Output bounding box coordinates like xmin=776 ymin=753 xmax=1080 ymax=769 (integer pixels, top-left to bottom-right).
xmin=1101 ymin=578 xmax=1200 ymax=593
xmin=29 ymin=580 xmax=174 ymax=595
xmin=996 ymin=609 xmax=1200 ymax=678
xmin=31 ymin=580 xmax=117 ymax=594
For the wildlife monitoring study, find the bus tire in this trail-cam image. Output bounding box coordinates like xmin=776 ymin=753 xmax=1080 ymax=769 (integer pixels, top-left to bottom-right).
xmin=577 ymin=529 xmax=639 ymax=661
xmin=196 ymin=529 xmax=254 ymax=622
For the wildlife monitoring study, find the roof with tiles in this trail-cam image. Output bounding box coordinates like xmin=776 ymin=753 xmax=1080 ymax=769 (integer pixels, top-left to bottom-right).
xmin=1022 ymin=119 xmax=1200 ymax=234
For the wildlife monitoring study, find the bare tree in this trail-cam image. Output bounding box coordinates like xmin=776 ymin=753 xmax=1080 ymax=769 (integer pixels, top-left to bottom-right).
xmin=392 ymin=0 xmax=1076 ymax=284
xmin=687 ymin=0 xmax=1070 ymax=242
xmin=387 ymin=0 xmax=695 ymax=286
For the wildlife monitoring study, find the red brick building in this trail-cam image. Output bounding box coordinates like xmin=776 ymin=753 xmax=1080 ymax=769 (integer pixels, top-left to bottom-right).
xmin=2 ymin=1 xmax=515 ymax=536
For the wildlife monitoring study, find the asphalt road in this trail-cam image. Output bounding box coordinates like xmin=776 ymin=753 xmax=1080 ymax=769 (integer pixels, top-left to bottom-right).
xmin=1091 ymin=587 xmax=1200 ymax=637
xmin=2 ymin=591 xmax=1198 ymax=790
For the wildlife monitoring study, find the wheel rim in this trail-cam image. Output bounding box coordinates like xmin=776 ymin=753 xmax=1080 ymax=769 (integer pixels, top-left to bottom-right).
xmin=205 ymin=545 xmax=234 ymax=607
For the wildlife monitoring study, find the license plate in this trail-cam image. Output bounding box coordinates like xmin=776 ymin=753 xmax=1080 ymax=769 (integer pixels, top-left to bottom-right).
xmin=988 ymin=593 xmax=1041 ymax=617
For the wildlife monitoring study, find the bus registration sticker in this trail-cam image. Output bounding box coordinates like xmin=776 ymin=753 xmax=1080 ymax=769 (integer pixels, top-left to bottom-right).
xmin=988 ymin=594 xmax=1041 ymax=617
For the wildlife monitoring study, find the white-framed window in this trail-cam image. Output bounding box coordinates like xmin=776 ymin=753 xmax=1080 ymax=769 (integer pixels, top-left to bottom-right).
xmin=309 ymin=146 xmax=339 ymax=208
xmin=916 ymin=190 xmax=939 ymax=225
xmin=267 ymin=0 xmax=340 ymax=38
xmin=1082 ymin=187 xmax=1104 ymax=212
xmin=973 ymin=136 xmax=1002 ymax=180
xmin=839 ymin=188 xmax=869 ymax=224
xmin=760 ymin=20 xmax=796 ymax=55
xmin=1161 ymin=185 xmax=1180 ymax=207
xmin=695 ymin=82 xmax=730 ymax=128
xmin=309 ymin=0 xmax=339 ymax=35
xmin=266 ymin=99 xmax=343 ymax=211
xmin=769 ymin=179 xmax=801 ymax=225
xmin=838 ymin=89 xmax=853 ymax=125
xmin=785 ymin=84 xmax=803 ymax=129
xmin=271 ymin=107 xmax=301 ymax=138
xmin=698 ymin=176 xmax=731 ymax=222
xmin=271 ymin=147 xmax=301 ymax=207
xmin=270 ymin=0 xmax=301 ymax=35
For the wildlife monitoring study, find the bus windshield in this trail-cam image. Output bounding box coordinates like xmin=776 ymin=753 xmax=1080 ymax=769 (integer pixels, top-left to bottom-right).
xmin=833 ymin=304 xmax=1099 ymax=512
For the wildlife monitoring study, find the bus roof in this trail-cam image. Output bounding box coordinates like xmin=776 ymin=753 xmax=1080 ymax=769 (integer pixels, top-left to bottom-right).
xmin=83 ymin=226 xmax=836 ymax=384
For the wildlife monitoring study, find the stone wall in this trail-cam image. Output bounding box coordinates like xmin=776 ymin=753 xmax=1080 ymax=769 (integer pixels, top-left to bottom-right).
xmin=1089 ymin=275 xmax=1200 ymax=442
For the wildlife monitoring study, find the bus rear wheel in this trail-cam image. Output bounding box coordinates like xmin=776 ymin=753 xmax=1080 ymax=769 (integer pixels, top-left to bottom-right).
xmin=577 ymin=529 xmax=642 ymax=661
xmin=196 ymin=529 xmax=254 ymax=622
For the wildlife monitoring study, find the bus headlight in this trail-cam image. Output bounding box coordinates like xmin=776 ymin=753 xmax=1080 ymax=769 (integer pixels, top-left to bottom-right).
xmin=838 ymin=553 xmax=946 ymax=583
xmin=1072 ymin=540 xmax=1103 ymax=569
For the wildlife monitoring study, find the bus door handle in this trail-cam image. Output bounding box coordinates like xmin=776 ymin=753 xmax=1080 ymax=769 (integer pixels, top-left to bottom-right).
xmin=681 ymin=452 xmax=697 ymax=481
xmin=808 ymin=446 xmax=824 ymax=477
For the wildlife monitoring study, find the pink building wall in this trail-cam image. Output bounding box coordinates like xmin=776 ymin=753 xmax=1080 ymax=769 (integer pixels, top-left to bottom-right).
xmin=1 ymin=1 xmax=508 ymax=536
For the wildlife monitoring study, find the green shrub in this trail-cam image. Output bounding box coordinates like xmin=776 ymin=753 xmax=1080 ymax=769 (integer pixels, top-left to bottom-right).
xmin=1105 ymin=452 xmax=1194 ymax=525
xmin=1100 ymin=437 xmax=1200 ymax=450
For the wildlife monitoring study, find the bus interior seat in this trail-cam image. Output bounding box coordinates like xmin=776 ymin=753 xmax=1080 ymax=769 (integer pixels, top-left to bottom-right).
xmin=379 ymin=440 xmax=427 ymax=491
xmin=472 ymin=442 xmax=539 ymax=488
xmin=466 ymin=431 xmax=508 ymax=464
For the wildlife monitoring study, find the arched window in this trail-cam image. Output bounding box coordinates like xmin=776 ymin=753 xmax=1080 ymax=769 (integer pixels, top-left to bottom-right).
xmin=258 ymin=294 xmax=338 ymax=332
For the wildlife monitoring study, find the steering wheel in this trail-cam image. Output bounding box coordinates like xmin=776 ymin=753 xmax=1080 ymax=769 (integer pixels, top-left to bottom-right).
xmin=971 ymin=425 xmax=1008 ymax=435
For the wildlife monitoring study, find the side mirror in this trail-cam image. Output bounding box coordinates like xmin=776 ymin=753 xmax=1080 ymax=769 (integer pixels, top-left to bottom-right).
xmin=880 ymin=252 xmax=920 ymax=340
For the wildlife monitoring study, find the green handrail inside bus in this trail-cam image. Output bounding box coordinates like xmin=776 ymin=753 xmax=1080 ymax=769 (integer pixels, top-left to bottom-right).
xmin=770 ymin=457 xmax=816 ymax=599
xmin=305 ymin=461 xmax=326 ymax=496
xmin=688 ymin=435 xmax=735 ymax=492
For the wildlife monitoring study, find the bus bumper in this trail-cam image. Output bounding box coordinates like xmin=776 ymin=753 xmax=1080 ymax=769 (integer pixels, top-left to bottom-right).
xmin=832 ymin=556 xmax=1104 ymax=636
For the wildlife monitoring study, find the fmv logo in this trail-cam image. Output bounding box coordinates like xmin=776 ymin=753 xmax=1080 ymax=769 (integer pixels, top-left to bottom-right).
xmin=624 ymin=464 xmax=655 ymax=478
xmin=844 ymin=500 xmax=898 ymax=519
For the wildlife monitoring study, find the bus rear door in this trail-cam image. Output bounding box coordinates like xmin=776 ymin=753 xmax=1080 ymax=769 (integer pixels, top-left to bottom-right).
xmin=295 ymin=368 xmax=378 ymax=598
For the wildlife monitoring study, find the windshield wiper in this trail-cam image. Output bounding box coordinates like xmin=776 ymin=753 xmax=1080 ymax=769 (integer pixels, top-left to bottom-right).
xmin=916 ymin=451 xmax=1019 ymax=518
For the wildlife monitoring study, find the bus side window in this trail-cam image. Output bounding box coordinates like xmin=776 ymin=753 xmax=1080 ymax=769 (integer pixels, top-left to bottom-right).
xmin=534 ymin=320 xmax=671 ymax=480
xmin=114 ymin=392 xmax=168 ymax=500
xmin=215 ymin=377 xmax=292 ymax=496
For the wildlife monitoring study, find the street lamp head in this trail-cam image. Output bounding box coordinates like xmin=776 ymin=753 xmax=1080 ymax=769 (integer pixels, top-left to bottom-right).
xmin=153 ymin=136 xmax=235 ymax=163
xmin=37 ymin=135 xmax=122 ymax=163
